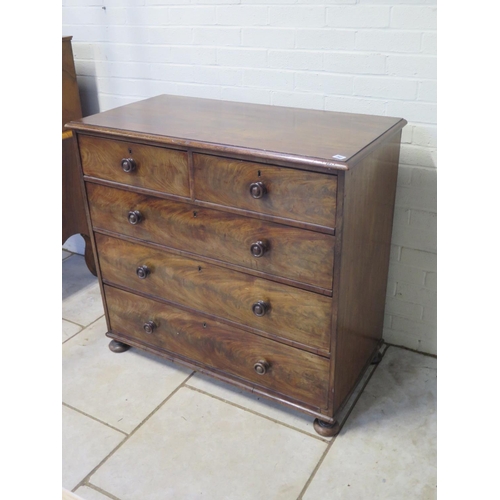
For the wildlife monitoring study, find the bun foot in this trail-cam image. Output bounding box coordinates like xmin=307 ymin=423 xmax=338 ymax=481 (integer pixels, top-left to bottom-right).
xmin=371 ymin=351 xmax=383 ymax=365
xmin=313 ymin=418 xmax=340 ymax=437
xmin=108 ymin=340 xmax=131 ymax=353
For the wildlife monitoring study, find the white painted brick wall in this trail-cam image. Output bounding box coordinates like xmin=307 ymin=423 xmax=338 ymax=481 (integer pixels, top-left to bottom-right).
xmin=63 ymin=0 xmax=437 ymax=355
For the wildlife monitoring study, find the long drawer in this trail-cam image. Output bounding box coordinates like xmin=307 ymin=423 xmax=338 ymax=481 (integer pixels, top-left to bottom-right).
xmin=87 ymin=183 xmax=335 ymax=290
xmin=105 ymin=285 xmax=330 ymax=408
xmin=193 ymin=153 xmax=337 ymax=229
xmin=79 ymin=135 xmax=190 ymax=197
xmin=96 ymin=233 xmax=332 ymax=352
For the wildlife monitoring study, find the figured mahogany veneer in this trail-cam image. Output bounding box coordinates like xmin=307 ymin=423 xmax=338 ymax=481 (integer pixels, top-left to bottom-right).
xmin=87 ymin=183 xmax=335 ymax=291
xmin=67 ymin=94 xmax=406 ymax=436
xmin=96 ymin=233 xmax=332 ymax=353
xmin=105 ymin=286 xmax=330 ymax=408
xmin=193 ymin=153 xmax=338 ymax=229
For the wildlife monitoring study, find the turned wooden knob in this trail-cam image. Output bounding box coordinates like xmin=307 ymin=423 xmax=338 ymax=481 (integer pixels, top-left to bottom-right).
xmin=254 ymin=360 xmax=270 ymax=375
xmin=143 ymin=321 xmax=156 ymax=334
xmin=136 ymin=265 xmax=150 ymax=279
xmin=121 ymin=158 xmax=136 ymax=172
xmin=252 ymin=301 xmax=269 ymax=317
xmin=249 ymin=182 xmax=267 ymax=199
xmin=128 ymin=210 xmax=143 ymax=225
xmin=250 ymin=240 xmax=268 ymax=258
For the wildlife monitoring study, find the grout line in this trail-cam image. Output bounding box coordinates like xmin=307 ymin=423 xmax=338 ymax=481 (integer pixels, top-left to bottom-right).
xmin=62 ymin=315 xmax=106 ymax=345
xmin=296 ymin=436 xmax=337 ymax=500
xmin=62 ymin=318 xmax=86 ymax=329
xmin=296 ymin=346 xmax=389 ymax=500
xmin=183 ymin=384 xmax=330 ymax=443
xmin=62 ymin=403 xmax=129 ymax=436
xmin=70 ymin=371 xmax=196 ymax=493
xmin=384 ymin=342 xmax=437 ymax=358
xmin=84 ymin=483 xmax=122 ymax=500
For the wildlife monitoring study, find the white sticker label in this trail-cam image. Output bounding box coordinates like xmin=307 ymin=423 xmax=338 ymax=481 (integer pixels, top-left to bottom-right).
xmin=332 ymin=154 xmax=347 ymax=160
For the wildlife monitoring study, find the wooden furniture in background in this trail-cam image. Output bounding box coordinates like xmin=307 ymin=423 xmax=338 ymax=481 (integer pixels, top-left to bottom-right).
xmin=67 ymin=94 xmax=406 ymax=436
xmin=62 ymin=36 xmax=96 ymax=275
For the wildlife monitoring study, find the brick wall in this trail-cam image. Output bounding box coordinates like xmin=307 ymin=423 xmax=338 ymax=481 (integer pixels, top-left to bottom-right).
xmin=62 ymin=0 xmax=437 ymax=355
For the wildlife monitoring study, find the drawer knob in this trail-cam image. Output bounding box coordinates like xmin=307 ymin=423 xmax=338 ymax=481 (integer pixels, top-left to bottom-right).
xmin=128 ymin=210 xmax=143 ymax=225
xmin=136 ymin=265 xmax=150 ymax=279
xmin=249 ymin=182 xmax=267 ymax=199
xmin=250 ymin=240 xmax=268 ymax=258
xmin=121 ymin=158 xmax=136 ymax=173
xmin=252 ymin=301 xmax=269 ymax=317
xmin=143 ymin=321 xmax=156 ymax=334
xmin=254 ymin=360 xmax=270 ymax=375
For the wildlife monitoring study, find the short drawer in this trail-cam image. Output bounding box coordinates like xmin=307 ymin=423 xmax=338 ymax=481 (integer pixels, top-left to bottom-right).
xmin=79 ymin=135 xmax=190 ymax=197
xmin=96 ymin=233 xmax=332 ymax=352
xmin=87 ymin=183 xmax=335 ymax=290
xmin=193 ymin=153 xmax=337 ymax=228
xmin=105 ymin=285 xmax=330 ymax=408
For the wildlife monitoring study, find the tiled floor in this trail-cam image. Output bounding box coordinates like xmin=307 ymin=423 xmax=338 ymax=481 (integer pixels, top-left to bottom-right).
xmin=62 ymin=251 xmax=437 ymax=500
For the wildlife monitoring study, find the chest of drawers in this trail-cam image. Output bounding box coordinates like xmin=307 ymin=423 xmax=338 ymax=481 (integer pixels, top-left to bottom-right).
xmin=67 ymin=95 xmax=406 ymax=436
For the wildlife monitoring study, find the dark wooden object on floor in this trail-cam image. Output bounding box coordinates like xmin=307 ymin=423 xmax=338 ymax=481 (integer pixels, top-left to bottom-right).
xmin=62 ymin=36 xmax=96 ymax=275
xmin=66 ymin=94 xmax=406 ymax=436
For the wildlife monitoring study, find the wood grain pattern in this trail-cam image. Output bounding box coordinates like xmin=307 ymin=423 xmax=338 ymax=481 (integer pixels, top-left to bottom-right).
xmin=87 ymin=183 xmax=335 ymax=290
xmin=62 ymin=36 xmax=81 ymax=132
xmin=332 ymin=131 xmax=402 ymax=413
xmin=105 ymin=285 xmax=330 ymax=408
xmin=193 ymin=153 xmax=337 ymax=229
xmin=96 ymin=233 xmax=332 ymax=352
xmin=79 ymin=135 xmax=190 ymax=197
xmin=66 ymin=94 xmax=405 ymax=169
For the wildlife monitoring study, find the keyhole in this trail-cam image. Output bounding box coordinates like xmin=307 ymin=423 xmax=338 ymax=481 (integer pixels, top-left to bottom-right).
xmin=193 ymin=211 xmax=197 ymax=217
xmin=128 ymin=148 xmax=132 ymax=154
xmin=198 ymin=266 xmax=202 ymax=272
xmin=257 ymin=170 xmax=261 ymax=177
xmin=203 ymin=322 xmax=207 ymax=328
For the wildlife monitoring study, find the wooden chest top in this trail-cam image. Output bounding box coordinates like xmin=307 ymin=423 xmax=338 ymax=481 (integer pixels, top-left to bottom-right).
xmin=67 ymin=94 xmax=406 ymax=170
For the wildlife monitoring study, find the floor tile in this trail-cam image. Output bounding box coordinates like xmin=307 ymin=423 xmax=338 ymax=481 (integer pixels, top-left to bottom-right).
xmin=187 ymin=373 xmax=318 ymax=436
xmin=63 ymin=319 xmax=82 ymax=343
xmin=187 ymin=344 xmax=388 ymax=438
xmin=63 ymin=317 xmax=193 ymax=434
xmin=63 ymin=250 xmax=72 ymax=260
xmin=63 ymin=255 xmax=104 ymax=326
xmin=62 ymin=406 xmax=125 ymax=491
xmin=91 ymin=387 xmax=327 ymax=500
xmin=303 ymin=347 xmax=437 ymax=500
xmin=74 ymin=485 xmax=115 ymax=500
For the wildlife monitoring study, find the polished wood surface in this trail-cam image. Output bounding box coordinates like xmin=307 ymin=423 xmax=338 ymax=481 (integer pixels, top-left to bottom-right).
xmin=68 ymin=94 xmax=406 ymax=433
xmin=62 ymin=36 xmax=82 ymax=132
xmin=105 ymin=285 xmax=330 ymax=408
xmin=79 ymin=135 xmax=190 ymax=197
xmin=67 ymin=94 xmax=406 ymax=171
xmin=331 ymin=132 xmax=402 ymax=413
xmin=96 ymin=233 xmax=332 ymax=353
xmin=193 ymin=153 xmax=337 ymax=228
xmin=62 ymin=37 xmax=95 ymax=275
xmin=87 ymin=183 xmax=335 ymax=290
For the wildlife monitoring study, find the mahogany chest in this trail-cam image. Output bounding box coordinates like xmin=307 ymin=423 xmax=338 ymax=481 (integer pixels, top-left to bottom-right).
xmin=67 ymin=95 xmax=406 ymax=436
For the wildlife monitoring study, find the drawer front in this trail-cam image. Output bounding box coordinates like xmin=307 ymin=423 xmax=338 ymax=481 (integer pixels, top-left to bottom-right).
xmin=194 ymin=153 xmax=337 ymax=228
xmin=79 ymin=135 xmax=190 ymax=197
xmin=88 ymin=183 xmax=335 ymax=290
xmin=105 ymin=285 xmax=330 ymax=408
xmin=96 ymin=234 xmax=332 ymax=352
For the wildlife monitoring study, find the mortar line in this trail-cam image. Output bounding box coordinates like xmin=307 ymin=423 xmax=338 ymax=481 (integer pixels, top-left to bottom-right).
xmin=70 ymin=371 xmax=196 ymax=493
xmin=62 ymin=318 xmax=85 ymax=329
xmin=184 ymin=384 xmax=330 ymax=443
xmin=296 ymin=345 xmax=389 ymax=500
xmin=384 ymin=342 xmax=437 ymax=358
xmin=84 ymin=483 xmax=122 ymax=500
xmin=62 ymin=403 xmax=128 ymax=436
xmin=62 ymin=314 xmax=106 ymax=344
